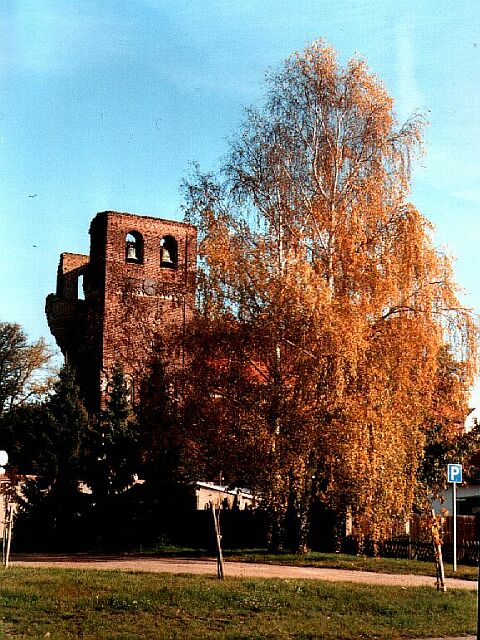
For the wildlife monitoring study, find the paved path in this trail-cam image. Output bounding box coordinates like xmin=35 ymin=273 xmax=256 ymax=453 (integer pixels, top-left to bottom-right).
xmin=10 ymin=553 xmax=477 ymax=590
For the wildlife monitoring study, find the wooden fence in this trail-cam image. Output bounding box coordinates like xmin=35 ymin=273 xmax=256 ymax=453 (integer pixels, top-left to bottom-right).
xmin=343 ymin=514 xmax=480 ymax=565
xmin=343 ymin=535 xmax=480 ymax=564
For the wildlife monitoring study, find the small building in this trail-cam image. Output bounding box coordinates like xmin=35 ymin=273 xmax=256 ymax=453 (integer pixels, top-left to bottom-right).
xmin=465 ymin=407 xmax=480 ymax=433
xmin=433 ymin=483 xmax=480 ymax=516
xmin=193 ymin=482 xmax=255 ymax=510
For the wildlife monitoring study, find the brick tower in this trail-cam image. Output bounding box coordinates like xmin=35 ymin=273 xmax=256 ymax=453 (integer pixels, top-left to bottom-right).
xmin=46 ymin=211 xmax=197 ymax=412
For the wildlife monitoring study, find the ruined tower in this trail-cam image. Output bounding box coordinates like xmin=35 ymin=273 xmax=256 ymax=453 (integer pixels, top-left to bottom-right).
xmin=46 ymin=211 xmax=197 ymax=412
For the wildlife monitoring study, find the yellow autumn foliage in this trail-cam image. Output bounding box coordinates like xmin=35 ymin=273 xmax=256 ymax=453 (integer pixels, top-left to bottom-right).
xmin=181 ymin=40 xmax=477 ymax=548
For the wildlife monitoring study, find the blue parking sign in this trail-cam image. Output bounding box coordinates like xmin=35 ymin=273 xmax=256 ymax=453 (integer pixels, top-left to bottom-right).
xmin=447 ymin=464 xmax=462 ymax=483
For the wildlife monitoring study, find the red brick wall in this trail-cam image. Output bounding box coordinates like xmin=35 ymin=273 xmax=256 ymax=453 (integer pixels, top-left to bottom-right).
xmin=99 ymin=212 xmax=196 ymax=395
xmin=46 ymin=211 xmax=197 ymax=411
xmin=56 ymin=252 xmax=89 ymax=298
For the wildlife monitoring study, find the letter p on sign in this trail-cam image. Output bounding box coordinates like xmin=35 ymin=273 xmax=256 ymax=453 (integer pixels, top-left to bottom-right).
xmin=448 ymin=463 xmax=462 ymax=483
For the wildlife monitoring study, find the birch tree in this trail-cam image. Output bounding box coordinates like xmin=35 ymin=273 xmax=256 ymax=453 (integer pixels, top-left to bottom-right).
xmin=181 ymin=41 xmax=477 ymax=549
xmin=0 ymin=321 xmax=53 ymax=414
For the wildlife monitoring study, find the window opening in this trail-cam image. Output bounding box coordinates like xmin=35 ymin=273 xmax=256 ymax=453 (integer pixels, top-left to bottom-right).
xmin=77 ymin=273 xmax=85 ymax=300
xmin=125 ymin=231 xmax=144 ymax=264
xmin=160 ymin=235 xmax=178 ymax=268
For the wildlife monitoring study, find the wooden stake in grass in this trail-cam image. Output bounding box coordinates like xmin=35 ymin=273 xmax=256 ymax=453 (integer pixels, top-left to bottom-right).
xmin=210 ymin=502 xmax=225 ymax=580
xmin=430 ymin=507 xmax=446 ymax=592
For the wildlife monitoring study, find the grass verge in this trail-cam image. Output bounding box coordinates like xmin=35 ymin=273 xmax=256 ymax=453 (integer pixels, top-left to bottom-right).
xmin=0 ymin=566 xmax=476 ymax=639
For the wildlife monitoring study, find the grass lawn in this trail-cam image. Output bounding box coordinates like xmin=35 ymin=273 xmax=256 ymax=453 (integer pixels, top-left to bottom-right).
xmin=0 ymin=567 xmax=476 ymax=639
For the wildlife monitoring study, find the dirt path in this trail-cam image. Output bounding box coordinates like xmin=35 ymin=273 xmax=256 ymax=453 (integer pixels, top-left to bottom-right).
xmin=10 ymin=553 xmax=477 ymax=590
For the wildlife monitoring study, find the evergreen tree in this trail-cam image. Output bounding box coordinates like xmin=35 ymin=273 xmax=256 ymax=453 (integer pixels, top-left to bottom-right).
xmin=0 ymin=402 xmax=51 ymax=475
xmin=15 ymin=365 xmax=91 ymax=549
xmin=85 ymin=361 xmax=139 ymax=502
xmin=133 ymin=357 xmax=194 ymax=549
xmin=137 ymin=357 xmax=183 ymax=486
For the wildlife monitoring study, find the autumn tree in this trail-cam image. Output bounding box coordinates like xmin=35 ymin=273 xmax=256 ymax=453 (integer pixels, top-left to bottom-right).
xmin=418 ymin=347 xmax=480 ymax=503
xmin=181 ymin=40 xmax=477 ymax=550
xmin=0 ymin=321 xmax=53 ymax=414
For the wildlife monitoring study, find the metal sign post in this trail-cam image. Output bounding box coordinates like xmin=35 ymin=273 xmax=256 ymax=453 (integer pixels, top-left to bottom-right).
xmin=453 ymin=481 xmax=457 ymax=572
xmin=447 ymin=463 xmax=462 ymax=573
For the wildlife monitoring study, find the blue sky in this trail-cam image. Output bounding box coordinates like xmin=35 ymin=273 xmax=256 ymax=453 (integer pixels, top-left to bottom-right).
xmin=1 ymin=1 xmax=479 ymax=393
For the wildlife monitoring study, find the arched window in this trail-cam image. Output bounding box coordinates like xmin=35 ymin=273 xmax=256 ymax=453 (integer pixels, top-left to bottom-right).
xmin=160 ymin=235 xmax=178 ymax=268
xmin=125 ymin=231 xmax=144 ymax=264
